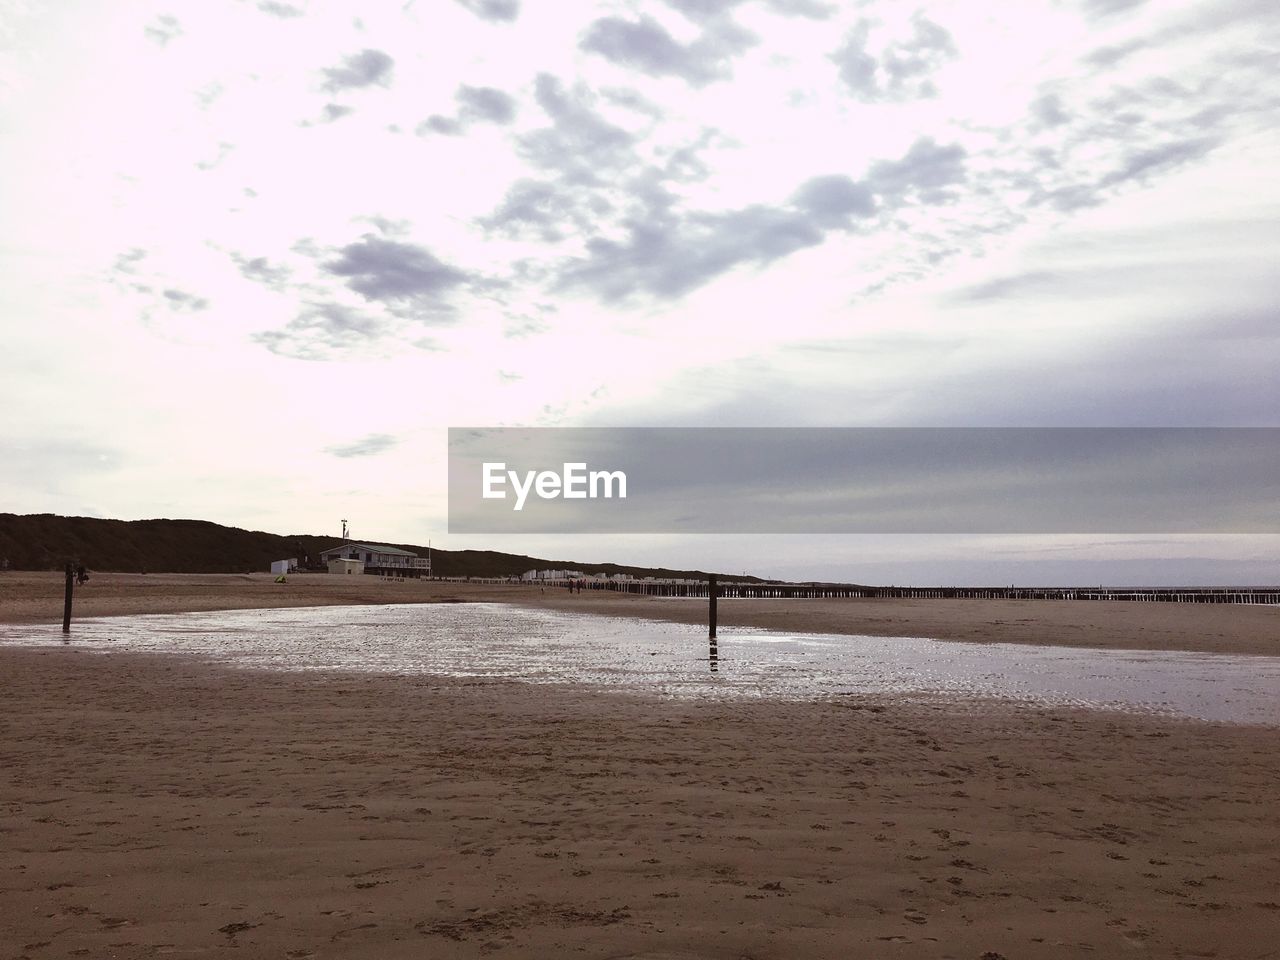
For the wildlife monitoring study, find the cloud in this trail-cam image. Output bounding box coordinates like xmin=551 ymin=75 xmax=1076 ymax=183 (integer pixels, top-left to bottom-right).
xmin=1081 ymin=0 xmax=1148 ymax=16
xmin=454 ymin=0 xmax=519 ymax=22
xmin=456 ymin=85 xmax=517 ymax=124
xmin=417 ymin=85 xmax=517 ymax=136
xmin=479 ymin=179 xmax=588 ymax=242
xmin=162 ymin=288 xmax=209 ymax=311
xmin=1036 ymin=136 xmax=1220 ymax=211
xmin=320 ymin=49 xmax=394 ymax=92
xmin=417 ymin=115 xmax=463 ymax=136
xmin=555 ymin=199 xmax=825 ymax=303
xmin=948 ymin=271 xmax=1063 ymax=303
xmin=325 ymin=433 xmax=400 ymax=457
xmin=664 ymin=0 xmax=834 ymax=20
xmin=253 ymin=303 xmax=392 ymax=360
xmin=319 ymin=103 xmax=354 ymax=123
xmin=1029 ymin=91 xmax=1070 ymax=127
xmin=792 ymin=175 xmax=876 ymax=227
xmin=255 ymin=0 xmax=304 ymax=16
xmin=865 ymin=137 xmax=967 ymax=202
xmin=1099 ymin=137 xmax=1220 ymax=189
xmin=498 ymin=137 xmax=953 ymax=305
xmin=232 ymin=253 xmax=292 ymax=289
xmin=322 ymin=236 xmax=469 ymax=308
xmin=144 ymin=14 xmax=182 ymax=46
xmin=580 ymin=14 xmax=756 ymax=87
xmin=832 ymin=15 xmax=956 ymax=102
xmin=518 ymin=74 xmax=637 ymax=184
xmin=113 ymin=248 xmax=147 ymax=274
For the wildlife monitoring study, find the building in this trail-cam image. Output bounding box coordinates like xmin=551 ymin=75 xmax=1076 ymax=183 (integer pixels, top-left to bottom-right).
xmin=269 ymin=558 xmax=298 ymax=575
xmin=520 ymin=568 xmax=585 ymax=581
xmin=319 ymin=542 xmax=431 ymax=578
xmin=328 ymin=558 xmax=364 ymax=575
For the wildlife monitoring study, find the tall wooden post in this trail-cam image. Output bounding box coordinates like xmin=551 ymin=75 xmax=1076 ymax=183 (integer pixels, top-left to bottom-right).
xmin=708 ymin=576 xmax=718 ymax=671
xmin=708 ymin=576 xmax=717 ymax=640
xmin=62 ymin=562 xmax=73 ymax=634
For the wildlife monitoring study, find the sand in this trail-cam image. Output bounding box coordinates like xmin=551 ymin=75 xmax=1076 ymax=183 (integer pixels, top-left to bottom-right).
xmin=2 ymin=570 xmax=1279 ymax=655
xmin=3 ymin=571 xmax=1279 ymax=957
xmin=2 ymin=647 xmax=1278 ymax=959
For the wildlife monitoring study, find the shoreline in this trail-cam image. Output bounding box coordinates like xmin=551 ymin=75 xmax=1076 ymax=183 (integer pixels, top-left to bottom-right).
xmin=3 ymin=645 xmax=1278 ymax=958
xmin=3 ymin=570 xmax=1279 ymax=655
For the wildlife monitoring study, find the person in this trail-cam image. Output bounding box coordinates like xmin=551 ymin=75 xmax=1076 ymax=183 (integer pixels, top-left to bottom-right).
xmin=75 ymin=563 xmax=89 ymax=585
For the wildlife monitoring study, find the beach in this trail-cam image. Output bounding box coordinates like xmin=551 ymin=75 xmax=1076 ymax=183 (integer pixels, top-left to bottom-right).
xmin=3 ymin=570 xmax=1279 ymax=655
xmin=2 ymin=573 xmax=1279 ymax=957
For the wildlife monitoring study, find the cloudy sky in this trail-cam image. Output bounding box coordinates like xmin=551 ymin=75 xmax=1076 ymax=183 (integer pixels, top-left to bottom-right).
xmin=3 ymin=0 xmax=1278 ymax=583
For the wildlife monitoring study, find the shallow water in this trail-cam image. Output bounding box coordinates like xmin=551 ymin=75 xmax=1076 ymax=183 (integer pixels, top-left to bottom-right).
xmin=3 ymin=602 xmax=1278 ymax=724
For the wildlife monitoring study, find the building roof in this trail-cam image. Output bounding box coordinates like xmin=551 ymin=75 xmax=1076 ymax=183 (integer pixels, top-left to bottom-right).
xmin=319 ymin=542 xmax=419 ymax=558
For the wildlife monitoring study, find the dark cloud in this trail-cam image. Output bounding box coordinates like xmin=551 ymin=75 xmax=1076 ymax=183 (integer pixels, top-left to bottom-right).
xmin=144 ymin=14 xmax=182 ymax=46
xmin=457 ymin=85 xmax=517 ymax=124
xmin=322 ymin=236 xmax=468 ymax=307
xmin=792 ymin=175 xmax=876 ymax=227
xmin=865 ymin=137 xmax=967 ymax=202
xmin=325 ymin=433 xmax=399 ymax=457
xmin=320 ymin=49 xmax=394 ymax=92
xmin=454 ymin=0 xmax=519 ymax=22
xmin=832 ymin=16 xmax=956 ymax=101
xmin=580 ymin=14 xmax=756 ymax=87
xmin=162 ymin=288 xmax=209 ymax=311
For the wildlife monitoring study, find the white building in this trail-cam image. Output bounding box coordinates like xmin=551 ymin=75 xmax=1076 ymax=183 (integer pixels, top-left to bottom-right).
xmin=270 ymin=558 xmax=298 ymax=575
xmin=320 ymin=542 xmax=431 ymax=578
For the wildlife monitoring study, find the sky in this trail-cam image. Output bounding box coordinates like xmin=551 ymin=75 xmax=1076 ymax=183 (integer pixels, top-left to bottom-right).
xmin=2 ymin=0 xmax=1278 ymax=584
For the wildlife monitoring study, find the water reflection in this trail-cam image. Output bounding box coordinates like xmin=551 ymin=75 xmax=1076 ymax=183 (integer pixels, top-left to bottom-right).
xmin=3 ymin=602 xmax=1278 ymax=725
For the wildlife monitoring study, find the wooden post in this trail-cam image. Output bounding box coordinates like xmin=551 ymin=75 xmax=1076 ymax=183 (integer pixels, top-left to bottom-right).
xmin=62 ymin=562 xmax=73 ymax=634
xmin=708 ymin=576 xmax=718 ymax=671
xmin=708 ymin=576 xmax=717 ymax=640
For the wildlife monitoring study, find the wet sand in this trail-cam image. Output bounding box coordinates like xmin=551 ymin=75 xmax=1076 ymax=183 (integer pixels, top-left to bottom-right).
xmin=3 ymin=575 xmax=1280 ymax=956
xmin=3 ymin=570 xmax=1278 ymax=655
xmin=3 ymin=645 xmax=1278 ymax=959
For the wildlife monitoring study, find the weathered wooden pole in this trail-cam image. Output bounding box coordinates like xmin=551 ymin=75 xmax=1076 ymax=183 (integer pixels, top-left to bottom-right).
xmin=708 ymin=576 xmax=718 ymax=671
xmin=708 ymin=575 xmax=717 ymax=640
xmin=62 ymin=562 xmax=73 ymax=633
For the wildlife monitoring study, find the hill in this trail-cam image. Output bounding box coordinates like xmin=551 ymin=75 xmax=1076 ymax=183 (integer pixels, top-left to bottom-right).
xmin=0 ymin=513 xmax=762 ymax=582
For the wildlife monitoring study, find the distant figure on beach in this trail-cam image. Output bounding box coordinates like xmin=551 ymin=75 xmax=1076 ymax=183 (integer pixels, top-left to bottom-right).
xmin=75 ymin=564 xmax=89 ymax=585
